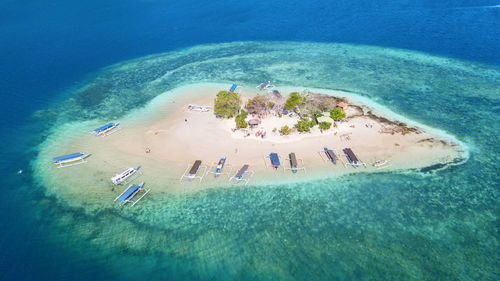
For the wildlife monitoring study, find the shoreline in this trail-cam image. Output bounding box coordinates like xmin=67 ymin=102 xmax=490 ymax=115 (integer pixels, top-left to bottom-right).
xmin=33 ymin=83 xmax=467 ymax=209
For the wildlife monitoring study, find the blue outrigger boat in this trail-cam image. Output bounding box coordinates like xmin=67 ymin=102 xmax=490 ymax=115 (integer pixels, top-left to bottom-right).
xmin=214 ymin=157 xmax=226 ymax=177
xmin=114 ymin=182 xmax=150 ymax=206
xmin=269 ymin=153 xmax=280 ymax=169
xmin=229 ymin=84 xmax=238 ymax=92
xmin=93 ymin=122 xmax=120 ymax=136
xmin=52 ymin=152 xmax=90 ymax=168
xmin=324 ymin=147 xmax=338 ymax=164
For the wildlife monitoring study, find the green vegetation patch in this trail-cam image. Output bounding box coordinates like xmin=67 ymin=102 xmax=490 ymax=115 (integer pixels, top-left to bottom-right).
xmin=285 ymin=92 xmax=304 ymax=111
xmin=214 ymin=90 xmax=241 ymax=118
xmin=330 ymin=107 xmax=346 ymax=121
xmin=281 ymin=125 xmax=292 ymax=135
xmin=296 ymin=118 xmax=311 ymax=132
xmin=235 ymin=109 xmax=248 ymax=128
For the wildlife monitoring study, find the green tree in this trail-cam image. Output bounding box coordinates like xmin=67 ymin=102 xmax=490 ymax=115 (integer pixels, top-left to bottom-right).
xmin=319 ymin=121 xmax=332 ymax=130
xmin=281 ymin=125 xmax=292 ymax=135
xmin=296 ymin=118 xmax=311 ymax=132
xmin=330 ymin=107 xmax=346 ymax=121
xmin=285 ymin=92 xmax=304 ymax=111
xmin=214 ymin=90 xmax=241 ymax=118
xmin=235 ymin=109 xmax=248 ymax=128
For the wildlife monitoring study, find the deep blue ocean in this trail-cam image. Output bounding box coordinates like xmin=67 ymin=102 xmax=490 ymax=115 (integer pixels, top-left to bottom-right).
xmin=1 ymin=1 xmax=499 ymax=280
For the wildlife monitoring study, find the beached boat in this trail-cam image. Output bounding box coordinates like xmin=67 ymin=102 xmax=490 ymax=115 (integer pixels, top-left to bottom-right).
xmin=257 ymin=81 xmax=273 ymax=90
xmin=324 ymin=147 xmax=338 ymax=164
xmin=235 ymin=164 xmax=250 ymax=182
xmin=52 ymin=152 xmax=90 ymax=168
xmin=188 ymin=160 xmax=202 ymax=181
xmin=114 ymin=182 xmax=150 ymax=206
xmin=188 ymin=104 xmax=211 ymax=112
xmin=373 ymin=159 xmax=391 ymax=169
xmin=93 ymin=122 xmax=120 ymax=136
xmin=229 ymin=84 xmax=238 ymax=92
xmin=214 ymin=157 xmax=226 ymax=177
xmin=269 ymin=153 xmax=280 ymax=169
xmin=343 ymin=148 xmax=360 ymax=168
xmin=110 ymin=165 xmax=141 ymax=185
xmin=289 ymin=153 xmax=298 ymax=173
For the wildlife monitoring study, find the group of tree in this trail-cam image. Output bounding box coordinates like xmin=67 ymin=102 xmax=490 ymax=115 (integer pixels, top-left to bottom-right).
xmin=214 ymin=90 xmax=242 ymax=118
xmin=245 ymin=95 xmax=270 ymax=116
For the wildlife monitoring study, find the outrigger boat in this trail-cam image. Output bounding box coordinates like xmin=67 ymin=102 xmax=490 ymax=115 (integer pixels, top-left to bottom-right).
xmin=214 ymin=157 xmax=226 ymax=177
xmin=229 ymin=84 xmax=238 ymax=92
xmin=110 ymin=165 xmax=141 ymax=185
xmin=289 ymin=153 xmax=298 ymax=173
xmin=373 ymin=159 xmax=391 ymax=169
xmin=343 ymin=148 xmax=360 ymax=168
xmin=234 ymin=164 xmax=250 ymax=183
xmin=188 ymin=160 xmax=202 ymax=181
xmin=93 ymin=122 xmax=120 ymax=136
xmin=114 ymin=182 xmax=150 ymax=206
xmin=257 ymin=81 xmax=273 ymax=90
xmin=324 ymin=147 xmax=338 ymax=164
xmin=52 ymin=152 xmax=90 ymax=168
xmin=269 ymin=153 xmax=280 ymax=169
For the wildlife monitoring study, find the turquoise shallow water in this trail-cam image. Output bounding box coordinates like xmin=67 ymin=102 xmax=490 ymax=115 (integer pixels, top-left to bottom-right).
xmin=18 ymin=42 xmax=500 ymax=280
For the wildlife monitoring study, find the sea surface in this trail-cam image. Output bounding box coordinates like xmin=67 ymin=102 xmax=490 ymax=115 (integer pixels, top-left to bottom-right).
xmin=1 ymin=1 xmax=499 ymax=281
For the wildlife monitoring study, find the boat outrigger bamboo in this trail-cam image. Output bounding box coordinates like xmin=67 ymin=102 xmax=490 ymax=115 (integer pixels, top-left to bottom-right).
xmin=110 ymin=165 xmax=142 ymax=185
xmin=93 ymin=122 xmax=120 ymax=136
xmin=114 ymin=182 xmax=150 ymax=206
xmin=52 ymin=153 xmax=90 ymax=168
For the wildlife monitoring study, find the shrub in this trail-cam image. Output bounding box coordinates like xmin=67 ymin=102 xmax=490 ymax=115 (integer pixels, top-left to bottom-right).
xmin=281 ymin=125 xmax=292 ymax=135
xmin=319 ymin=121 xmax=332 ymax=130
xmin=330 ymin=107 xmax=346 ymax=121
xmin=296 ymin=118 xmax=311 ymax=132
xmin=235 ymin=109 xmax=248 ymax=128
xmin=285 ymin=92 xmax=304 ymax=111
xmin=214 ymin=90 xmax=241 ymax=118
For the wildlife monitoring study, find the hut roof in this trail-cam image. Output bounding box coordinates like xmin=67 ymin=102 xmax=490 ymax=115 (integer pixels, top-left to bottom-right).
xmin=337 ymin=102 xmax=348 ymax=109
xmin=248 ymin=119 xmax=260 ymax=125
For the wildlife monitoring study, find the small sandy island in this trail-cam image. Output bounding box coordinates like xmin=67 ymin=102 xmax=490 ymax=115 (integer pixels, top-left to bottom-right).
xmin=35 ymin=83 xmax=466 ymax=208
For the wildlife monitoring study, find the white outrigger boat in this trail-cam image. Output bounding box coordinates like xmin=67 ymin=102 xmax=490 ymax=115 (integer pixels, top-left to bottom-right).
xmin=188 ymin=104 xmax=211 ymax=112
xmin=93 ymin=122 xmax=120 ymax=136
xmin=52 ymin=153 xmax=90 ymax=168
xmin=372 ymin=159 xmax=392 ymax=169
xmin=110 ymin=165 xmax=142 ymax=185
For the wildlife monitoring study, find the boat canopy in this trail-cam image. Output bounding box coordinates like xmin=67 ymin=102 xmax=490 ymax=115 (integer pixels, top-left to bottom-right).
xmin=343 ymin=148 xmax=359 ymax=162
xmin=289 ymin=153 xmax=297 ymax=167
xmin=93 ymin=122 xmax=115 ymax=132
xmin=53 ymin=153 xmax=85 ymax=163
xmin=118 ymin=183 xmax=142 ymax=204
xmin=326 ymin=149 xmax=338 ymax=163
xmin=236 ymin=165 xmax=249 ymax=178
xmin=270 ymin=153 xmax=280 ymax=167
xmin=229 ymin=84 xmax=238 ymax=92
xmin=189 ymin=160 xmax=202 ymax=175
